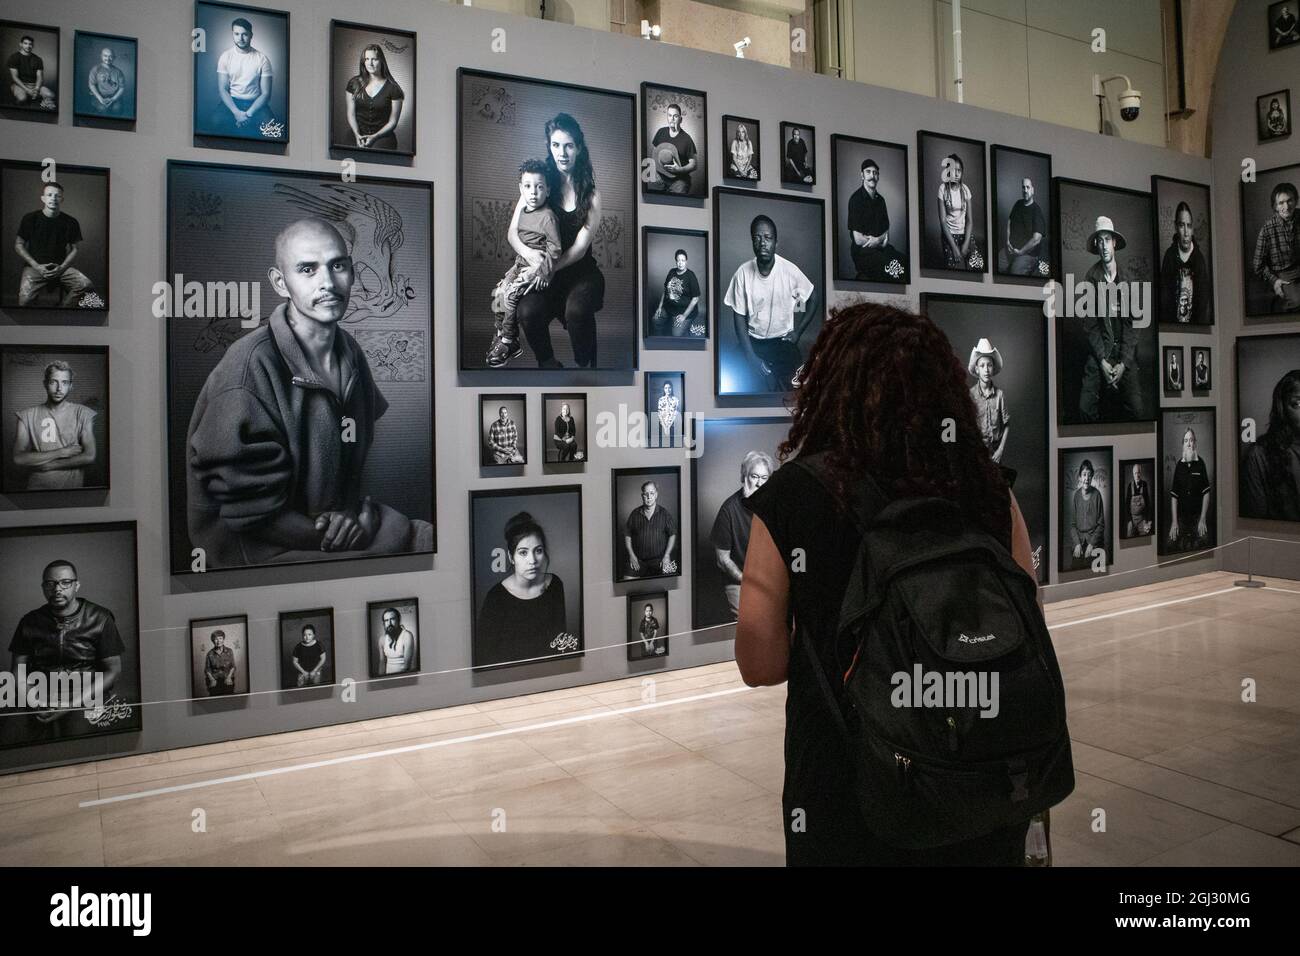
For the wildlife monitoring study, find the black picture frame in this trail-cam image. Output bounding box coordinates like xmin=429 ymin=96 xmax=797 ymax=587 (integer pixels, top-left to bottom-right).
xmin=328 ymin=20 xmax=417 ymax=158
xmin=721 ymin=114 xmax=761 ymax=183
xmin=72 ymin=30 xmax=139 ymax=124
xmin=640 ymin=81 xmax=708 ymax=200
xmin=479 ymin=392 xmax=528 ymax=468
xmin=1151 ymin=175 xmax=1215 ymax=326
xmin=779 ymin=121 xmax=816 ymax=186
xmin=192 ymin=0 xmax=291 ymax=146
xmin=830 ymin=133 xmax=911 ymax=285
xmin=917 ymin=129 xmax=988 ymax=276
xmin=189 ymin=613 xmax=250 ymax=699
xmin=1269 ymin=0 xmax=1300 ymax=49
xmin=1058 ymin=446 xmax=1114 ymax=575
xmin=1163 ymin=345 xmax=1185 ymax=394
xmin=541 ymin=392 xmax=587 ymax=466
xmin=1257 ymin=89 xmax=1292 ymax=141
xmin=1118 ymin=458 xmax=1156 ymax=539
xmin=990 ymin=144 xmax=1054 ymax=280
xmin=644 ymin=370 xmax=686 ymax=448
xmin=627 ymin=591 xmax=669 ymax=661
xmin=612 ymin=465 xmax=682 ymax=584
xmin=1157 ymin=405 xmax=1217 ymax=556
xmin=641 ymin=225 xmax=709 ymax=345
xmin=278 ymin=607 xmax=335 ymax=690
xmin=1191 ymin=347 xmax=1212 ymax=391
xmin=1235 ymin=333 xmax=1300 ymax=522
xmin=0 ymin=344 xmax=110 ymax=495
xmin=1239 ymin=161 xmax=1300 ymax=317
xmin=0 ymin=20 xmax=59 ymax=118
xmin=366 ymin=597 xmax=420 ymax=679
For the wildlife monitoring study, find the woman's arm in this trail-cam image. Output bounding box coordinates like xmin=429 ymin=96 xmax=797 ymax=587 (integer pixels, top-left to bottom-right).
xmin=345 ymin=91 xmax=360 ymax=141
xmin=552 ymin=189 xmax=602 ymax=272
xmin=1009 ymin=491 xmax=1041 ymax=610
xmin=735 ymin=515 xmax=791 ymax=686
xmin=372 ymin=98 xmax=402 ymax=139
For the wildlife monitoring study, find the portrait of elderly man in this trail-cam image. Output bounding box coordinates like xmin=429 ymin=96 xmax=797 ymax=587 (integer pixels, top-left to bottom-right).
xmin=622 ymin=480 xmax=679 ymax=580
xmin=711 ymin=450 xmax=774 ymax=619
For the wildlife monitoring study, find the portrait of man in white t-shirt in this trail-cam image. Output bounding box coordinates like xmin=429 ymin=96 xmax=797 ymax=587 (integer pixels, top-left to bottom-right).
xmin=193 ymin=3 xmax=288 ymax=141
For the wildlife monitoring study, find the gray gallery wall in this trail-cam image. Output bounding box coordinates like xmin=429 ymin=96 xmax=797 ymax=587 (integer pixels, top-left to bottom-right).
xmin=0 ymin=0 xmax=1214 ymax=773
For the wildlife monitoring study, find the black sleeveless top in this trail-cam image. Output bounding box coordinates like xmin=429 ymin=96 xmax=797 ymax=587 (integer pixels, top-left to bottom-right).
xmin=554 ymin=201 xmax=590 ymax=257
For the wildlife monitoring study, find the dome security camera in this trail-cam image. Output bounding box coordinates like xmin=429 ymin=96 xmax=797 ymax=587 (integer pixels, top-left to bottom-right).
xmin=1118 ymin=87 xmax=1141 ymax=122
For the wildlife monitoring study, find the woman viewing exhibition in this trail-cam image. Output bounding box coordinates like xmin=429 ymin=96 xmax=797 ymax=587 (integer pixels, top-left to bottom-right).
xmin=735 ymin=302 xmax=1042 ymax=865
xmin=512 ymin=112 xmax=606 ymax=369
xmin=475 ymin=511 xmax=572 ymax=668
xmin=345 ymin=44 xmax=404 ymax=150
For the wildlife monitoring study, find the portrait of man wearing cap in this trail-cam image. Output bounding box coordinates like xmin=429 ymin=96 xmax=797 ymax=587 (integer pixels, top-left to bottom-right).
xmin=1078 ymin=215 xmax=1145 ymax=422
xmin=968 ymin=338 xmax=1009 ymax=463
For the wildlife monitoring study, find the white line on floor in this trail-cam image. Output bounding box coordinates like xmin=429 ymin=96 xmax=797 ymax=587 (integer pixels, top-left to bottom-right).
xmin=1262 ymin=585 xmax=1300 ymax=596
xmin=1047 ymin=587 xmax=1241 ymax=630
xmin=80 ymin=685 xmax=753 ymax=808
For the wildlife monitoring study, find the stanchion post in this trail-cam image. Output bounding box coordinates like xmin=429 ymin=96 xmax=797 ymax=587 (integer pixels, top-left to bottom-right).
xmin=1234 ymin=535 xmax=1266 ymax=588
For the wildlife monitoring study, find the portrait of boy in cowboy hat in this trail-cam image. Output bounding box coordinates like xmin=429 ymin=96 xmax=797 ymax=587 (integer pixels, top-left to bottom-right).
xmin=967 ymin=337 xmax=1009 ymax=463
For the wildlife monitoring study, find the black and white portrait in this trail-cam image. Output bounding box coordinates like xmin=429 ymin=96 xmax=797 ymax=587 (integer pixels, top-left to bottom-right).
xmin=1158 ymin=406 xmax=1216 ymax=556
xmin=641 ymin=82 xmax=706 ymax=199
xmin=780 ymin=122 xmax=815 ymax=186
xmin=1192 ymin=347 xmax=1212 ymax=391
xmin=1 ymin=160 xmax=109 ymax=312
xmin=329 ymin=21 xmax=415 ymax=156
xmin=645 ymin=371 xmax=685 ymax=448
xmin=73 ymin=31 xmax=136 ymax=122
xmin=0 ymin=521 xmax=141 ymax=750
xmin=0 ymin=20 xmax=58 ymax=114
xmin=1152 ymin=176 xmax=1214 ymax=325
xmin=1237 ymin=334 xmax=1300 ymax=522
xmin=165 ymin=161 xmax=435 ymax=574
xmin=917 ymin=130 xmax=987 ymax=275
xmin=1258 ymin=90 xmax=1292 ymax=141
xmin=1163 ymin=345 xmax=1184 ymax=393
xmin=542 ymin=392 xmax=586 ymax=465
xmin=1 ymin=345 xmax=109 ymax=494
xmin=1241 ymin=163 xmax=1300 ymax=316
xmin=1058 ymin=447 xmax=1113 ymax=575
xmin=367 ymin=598 xmax=419 ymax=678
xmin=1119 ymin=458 xmax=1155 ymax=539
xmin=458 ymin=69 xmax=636 ymax=371
xmin=480 ymin=393 xmax=527 ymax=467
xmin=722 ymin=114 xmax=760 ymax=182
xmin=192 ymin=1 xmax=289 ymax=143
xmin=470 ymin=486 xmax=584 ymax=670
xmin=613 ymin=466 xmax=681 ymax=583
xmin=831 ymin=135 xmax=910 ymax=284
xmin=627 ymin=592 xmax=668 ymax=661
xmin=1269 ymin=1 xmax=1300 ymax=49
xmin=991 ymin=145 xmax=1052 ymax=279
xmin=690 ymin=416 xmax=787 ymax=627
xmin=189 ymin=614 xmax=249 ymax=699
xmin=642 ymin=227 xmax=708 ymax=344
xmin=924 ymin=294 xmax=1049 ymax=583
xmin=279 ymin=608 xmax=334 ymax=690
xmin=713 ymin=187 xmax=824 ymax=399
xmin=1054 ymin=179 xmax=1157 ymax=426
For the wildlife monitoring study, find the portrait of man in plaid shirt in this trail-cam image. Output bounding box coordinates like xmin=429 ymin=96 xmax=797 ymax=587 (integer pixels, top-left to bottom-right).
xmin=487 ymin=404 xmax=525 ymax=465
xmin=1253 ymin=181 xmax=1300 ymax=313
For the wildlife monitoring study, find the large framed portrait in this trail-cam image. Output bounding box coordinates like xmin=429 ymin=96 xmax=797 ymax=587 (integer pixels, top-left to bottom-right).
xmin=279 ymin=607 xmax=334 ymax=690
xmin=165 ymin=160 xmax=435 ymax=575
xmin=1058 ymin=446 xmax=1114 ymax=575
xmin=923 ymin=294 xmax=1049 ymax=583
xmin=329 ymin=20 xmax=415 ymax=157
xmin=991 ymin=145 xmax=1053 ymax=280
xmin=1 ymin=160 xmax=110 ymax=313
xmin=641 ymin=82 xmax=707 ymax=199
xmin=192 ymin=1 xmax=290 ymax=144
xmin=613 ymin=466 xmax=682 ymax=583
xmin=541 ymin=392 xmax=586 ymax=465
xmin=73 ymin=31 xmax=138 ymax=123
xmin=1118 ymin=458 xmax=1155 ymax=539
xmin=457 ymin=68 xmax=637 ymax=372
xmin=1258 ymin=90 xmax=1291 ymax=141
xmin=1191 ymin=347 xmax=1212 ymax=391
xmin=722 ymin=114 xmax=761 ymax=183
xmin=1157 ymin=406 xmax=1216 ymax=556
xmin=367 ymin=598 xmax=419 ymax=678
xmin=917 ymin=130 xmax=987 ymax=276
xmin=0 ymin=344 xmax=109 ymax=494
xmin=189 ymin=614 xmax=250 ymax=699
xmin=645 ymin=370 xmax=685 ymax=448
xmin=1269 ymin=1 xmax=1300 ymax=49
xmin=642 ymin=226 xmax=708 ymax=344
xmin=470 ymin=485 xmax=584 ymax=670
xmin=780 ymin=122 xmax=816 ymax=186
xmin=1237 ymin=333 xmax=1300 ymax=522
xmin=627 ymin=592 xmax=669 ymax=661
xmin=831 ymin=134 xmax=910 ymax=284
xmin=1163 ymin=345 xmax=1185 ymax=394
xmin=1151 ymin=176 xmax=1214 ymax=325
xmin=479 ymin=393 xmax=528 ymax=467
xmin=690 ymin=415 xmax=789 ymax=628
xmin=0 ymin=20 xmax=59 ymax=115
xmin=713 ymin=187 xmax=825 ymax=400
xmin=1053 ymin=178 xmax=1157 ymax=425
xmin=1240 ymin=162 xmax=1300 ymax=317
xmin=0 ymin=521 xmax=141 ymax=750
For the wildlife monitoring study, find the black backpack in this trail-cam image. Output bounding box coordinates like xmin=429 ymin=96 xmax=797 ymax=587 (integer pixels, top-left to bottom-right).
xmin=793 ymin=454 xmax=1074 ymax=850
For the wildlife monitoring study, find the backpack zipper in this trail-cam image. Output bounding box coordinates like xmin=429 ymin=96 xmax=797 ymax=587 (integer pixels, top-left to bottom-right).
xmin=894 ymin=752 xmax=912 ymax=787
xmin=946 ymin=715 xmax=959 ymax=753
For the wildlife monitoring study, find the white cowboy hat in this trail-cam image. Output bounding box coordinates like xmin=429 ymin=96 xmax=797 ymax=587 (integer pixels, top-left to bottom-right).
xmin=968 ymin=338 xmax=1003 ymax=376
xmin=1086 ymin=215 xmax=1128 ymax=253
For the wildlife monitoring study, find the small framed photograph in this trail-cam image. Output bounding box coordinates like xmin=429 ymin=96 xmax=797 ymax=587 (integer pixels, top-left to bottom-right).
xmin=542 ymin=392 xmax=587 ymax=465
xmin=73 ymin=31 xmax=138 ymax=123
xmin=1269 ymin=1 xmax=1300 ymax=49
xmin=1118 ymin=458 xmax=1156 ymax=539
xmin=1258 ymin=90 xmax=1291 ymax=141
xmin=1 ymin=345 xmax=109 ymax=494
xmin=192 ymin=0 xmax=290 ymax=144
xmin=278 ymin=607 xmax=334 ymax=690
xmin=990 ymin=145 xmax=1053 ymax=279
xmin=642 ymin=226 xmax=708 ymax=344
xmin=1058 ymin=447 xmax=1114 ymax=575
xmin=917 ymin=130 xmax=988 ymax=275
xmin=722 ymin=115 xmax=760 ymax=182
xmin=645 ymin=370 xmax=686 ymax=448
xmin=367 ymin=598 xmax=420 ymax=678
xmin=1191 ymin=347 xmax=1212 ymax=391
xmin=641 ymin=82 xmax=707 ymax=199
xmin=189 ymin=614 xmax=250 ymax=699
xmin=627 ymin=592 xmax=668 ymax=661
xmin=780 ymin=122 xmax=816 ymax=185
xmin=1151 ymin=176 xmax=1215 ymax=325
xmin=0 ymin=20 xmax=59 ymax=115
xmin=329 ymin=20 xmax=416 ymax=156
xmin=831 ymin=134 xmax=911 ymax=284
xmin=1158 ymin=406 xmax=1216 ymax=556
xmin=612 ymin=466 xmax=682 ymax=583
xmin=480 ymin=393 xmax=527 ymax=468
xmin=1163 ymin=345 xmax=1185 ymax=393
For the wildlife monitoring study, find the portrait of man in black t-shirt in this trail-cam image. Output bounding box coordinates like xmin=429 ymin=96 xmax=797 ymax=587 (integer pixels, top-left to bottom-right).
xmin=646 ymin=100 xmax=700 ymax=197
xmin=846 ymin=158 xmax=908 ymax=282
xmin=4 ymin=31 xmax=57 ymax=110
xmin=1000 ymin=177 xmax=1048 ymax=276
xmin=1271 ymin=1 xmax=1300 ymax=49
xmin=782 ymin=123 xmax=815 ymax=185
xmin=12 ymin=181 xmax=98 ymax=308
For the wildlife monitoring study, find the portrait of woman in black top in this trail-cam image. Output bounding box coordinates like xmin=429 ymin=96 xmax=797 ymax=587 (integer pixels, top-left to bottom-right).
xmin=345 ymin=43 xmax=405 ymax=151
xmin=553 ymin=402 xmax=578 ymax=461
xmin=1242 ymin=369 xmax=1300 ymax=521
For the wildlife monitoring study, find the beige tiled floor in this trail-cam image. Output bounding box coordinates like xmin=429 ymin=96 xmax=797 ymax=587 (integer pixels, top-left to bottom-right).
xmin=1 ymin=571 xmax=1298 ymax=867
